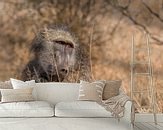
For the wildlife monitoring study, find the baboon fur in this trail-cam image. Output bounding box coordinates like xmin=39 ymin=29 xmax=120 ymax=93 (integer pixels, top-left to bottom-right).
xmin=21 ymin=25 xmax=91 ymax=82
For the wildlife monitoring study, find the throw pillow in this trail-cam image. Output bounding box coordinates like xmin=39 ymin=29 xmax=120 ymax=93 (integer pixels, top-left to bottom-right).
xmin=78 ymin=80 xmax=105 ymax=102
xmin=10 ymin=78 xmax=35 ymax=88
xmin=0 ymin=80 xmax=13 ymax=101
xmin=1 ymin=88 xmax=34 ymax=103
xmin=10 ymin=78 xmax=37 ymax=100
xmin=102 ymin=80 xmax=121 ymax=100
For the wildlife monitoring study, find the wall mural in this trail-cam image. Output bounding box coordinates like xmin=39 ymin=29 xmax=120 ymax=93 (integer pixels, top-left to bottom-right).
xmin=21 ymin=25 xmax=91 ymax=82
xmin=0 ymin=0 xmax=162 ymax=113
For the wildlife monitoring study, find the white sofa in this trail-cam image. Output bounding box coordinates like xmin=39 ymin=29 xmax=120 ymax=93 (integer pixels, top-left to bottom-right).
xmin=0 ymin=82 xmax=133 ymax=130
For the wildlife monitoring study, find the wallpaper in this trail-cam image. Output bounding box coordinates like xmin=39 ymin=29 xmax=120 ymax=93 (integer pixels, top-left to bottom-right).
xmin=0 ymin=0 xmax=162 ymax=113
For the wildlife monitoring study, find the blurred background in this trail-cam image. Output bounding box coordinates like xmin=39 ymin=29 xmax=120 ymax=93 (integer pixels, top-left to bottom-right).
xmin=0 ymin=0 xmax=162 ymax=113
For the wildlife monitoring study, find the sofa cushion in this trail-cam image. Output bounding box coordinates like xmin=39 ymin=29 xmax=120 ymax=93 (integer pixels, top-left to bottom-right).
xmin=78 ymin=80 xmax=105 ymax=101
xmin=0 ymin=101 xmax=54 ymax=117
xmin=10 ymin=78 xmax=37 ymax=100
xmin=1 ymin=88 xmax=34 ymax=103
xmin=55 ymin=101 xmax=112 ymax=117
xmin=102 ymin=80 xmax=121 ymax=100
xmin=10 ymin=78 xmax=36 ymax=88
xmin=0 ymin=80 xmax=13 ymax=101
xmin=0 ymin=80 xmax=12 ymax=89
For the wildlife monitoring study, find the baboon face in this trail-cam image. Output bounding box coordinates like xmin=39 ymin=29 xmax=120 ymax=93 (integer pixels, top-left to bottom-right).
xmin=39 ymin=41 xmax=75 ymax=81
xmin=31 ymin=27 xmax=77 ymax=82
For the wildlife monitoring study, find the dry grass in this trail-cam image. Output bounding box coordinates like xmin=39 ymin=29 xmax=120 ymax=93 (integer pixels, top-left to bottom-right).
xmin=0 ymin=0 xmax=162 ymax=113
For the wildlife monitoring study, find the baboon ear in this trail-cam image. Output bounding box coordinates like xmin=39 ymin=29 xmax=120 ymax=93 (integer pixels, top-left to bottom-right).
xmin=30 ymin=37 xmax=44 ymax=53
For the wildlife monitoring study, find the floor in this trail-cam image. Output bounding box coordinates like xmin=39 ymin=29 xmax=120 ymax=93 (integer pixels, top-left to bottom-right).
xmin=0 ymin=117 xmax=132 ymax=130
xmin=0 ymin=114 xmax=162 ymax=130
xmin=134 ymin=114 xmax=163 ymax=130
xmin=134 ymin=122 xmax=163 ymax=130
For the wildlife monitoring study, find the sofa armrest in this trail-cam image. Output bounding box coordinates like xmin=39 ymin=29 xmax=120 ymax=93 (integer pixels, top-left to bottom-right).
xmin=118 ymin=88 xmax=133 ymax=123
xmin=118 ymin=100 xmax=134 ymax=130
xmin=122 ymin=100 xmax=133 ymax=122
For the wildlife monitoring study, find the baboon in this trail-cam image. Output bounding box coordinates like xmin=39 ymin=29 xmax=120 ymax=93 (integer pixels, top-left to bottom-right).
xmin=21 ymin=25 xmax=91 ymax=82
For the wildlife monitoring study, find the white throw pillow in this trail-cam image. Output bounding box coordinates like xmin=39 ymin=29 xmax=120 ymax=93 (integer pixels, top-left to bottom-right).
xmin=0 ymin=101 xmax=54 ymax=117
xmin=1 ymin=88 xmax=34 ymax=103
xmin=55 ymin=101 xmax=112 ymax=117
xmin=10 ymin=78 xmax=37 ymax=100
xmin=10 ymin=78 xmax=35 ymax=88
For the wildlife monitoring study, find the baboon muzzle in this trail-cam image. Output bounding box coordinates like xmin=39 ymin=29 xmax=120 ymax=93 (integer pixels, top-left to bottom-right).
xmin=47 ymin=64 xmax=68 ymax=81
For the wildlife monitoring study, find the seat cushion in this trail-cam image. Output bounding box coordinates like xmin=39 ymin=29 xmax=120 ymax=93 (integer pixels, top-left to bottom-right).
xmin=55 ymin=101 xmax=112 ymax=117
xmin=0 ymin=101 xmax=54 ymax=117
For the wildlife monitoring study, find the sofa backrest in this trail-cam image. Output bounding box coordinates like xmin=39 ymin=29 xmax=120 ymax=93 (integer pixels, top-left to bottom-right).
xmin=35 ymin=82 xmax=80 ymax=105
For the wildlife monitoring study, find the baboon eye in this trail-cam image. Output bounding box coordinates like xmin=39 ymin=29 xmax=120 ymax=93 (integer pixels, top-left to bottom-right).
xmin=53 ymin=40 xmax=74 ymax=48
